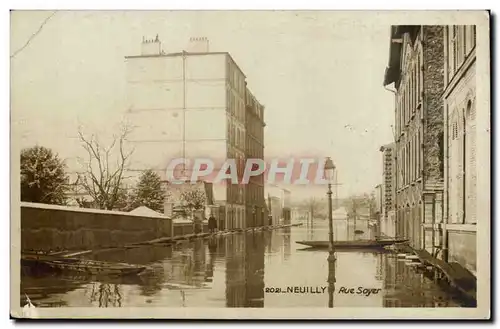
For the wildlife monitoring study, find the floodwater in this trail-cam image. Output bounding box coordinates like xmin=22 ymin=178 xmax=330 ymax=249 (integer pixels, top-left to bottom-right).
xmin=20 ymin=220 xmax=470 ymax=308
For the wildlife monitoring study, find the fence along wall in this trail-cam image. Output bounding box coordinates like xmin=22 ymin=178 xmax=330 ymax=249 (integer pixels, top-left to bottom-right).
xmin=20 ymin=202 xmax=172 ymax=252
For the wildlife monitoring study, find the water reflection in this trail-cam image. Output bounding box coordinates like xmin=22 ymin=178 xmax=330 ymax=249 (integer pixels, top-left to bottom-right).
xmin=21 ymin=221 xmax=468 ymax=308
xmin=245 ymin=233 xmax=265 ymax=307
xmin=87 ymin=283 xmax=122 ymax=308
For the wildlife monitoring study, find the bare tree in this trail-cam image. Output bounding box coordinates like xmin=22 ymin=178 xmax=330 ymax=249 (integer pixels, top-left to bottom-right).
xmin=77 ymin=124 xmax=134 ymax=210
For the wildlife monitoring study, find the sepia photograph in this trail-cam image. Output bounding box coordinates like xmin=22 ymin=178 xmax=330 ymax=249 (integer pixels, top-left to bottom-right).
xmin=9 ymin=9 xmax=490 ymax=319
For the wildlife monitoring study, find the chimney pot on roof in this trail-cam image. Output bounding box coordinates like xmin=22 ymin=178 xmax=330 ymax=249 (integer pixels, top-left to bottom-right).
xmin=187 ymin=36 xmax=210 ymax=53
xmin=141 ymin=35 xmax=163 ymax=55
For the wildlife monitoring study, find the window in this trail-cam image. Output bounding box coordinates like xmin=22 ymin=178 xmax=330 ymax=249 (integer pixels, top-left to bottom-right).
xmin=451 ymin=26 xmax=457 ymax=75
xmin=456 ymin=26 xmax=462 ymax=67
xmin=406 ymin=82 xmax=409 ymax=123
xmin=418 ymin=128 xmax=421 ymax=177
xmin=416 ymin=55 xmax=420 ymax=105
xmin=401 ymin=93 xmax=406 ymax=128
xmin=229 ymin=62 xmax=233 ymax=85
xmin=399 ymin=96 xmax=402 ymax=134
xmin=406 ymin=145 xmax=409 ymax=185
xmin=412 ymin=65 xmax=416 ymax=113
xmin=465 ymin=25 xmax=476 ymax=55
xmin=409 ymin=140 xmax=413 ymax=182
xmin=452 ymin=120 xmax=458 ymax=140
xmin=419 ymin=50 xmax=423 ymax=99
xmin=229 ymin=93 xmax=233 ymax=115
xmin=472 ymin=25 xmax=476 ymax=47
xmin=465 ymin=99 xmax=476 ymax=224
xmin=414 ymin=134 xmax=418 ymax=179
xmin=409 ymin=71 xmax=413 ymax=116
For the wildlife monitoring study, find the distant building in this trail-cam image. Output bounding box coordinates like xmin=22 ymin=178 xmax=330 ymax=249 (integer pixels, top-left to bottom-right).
xmin=383 ymin=26 xmax=445 ymax=250
xmin=443 ymin=25 xmax=482 ymax=274
xmin=125 ymin=36 xmax=265 ymax=229
xmin=374 ymin=184 xmax=383 ymax=215
xmin=372 ymin=186 xmax=383 ymax=238
xmin=281 ymin=189 xmax=292 ymax=224
xmin=379 ymin=143 xmax=396 ymax=237
xmin=265 ymin=185 xmax=292 ymax=225
xmin=269 ymin=196 xmax=282 ymax=226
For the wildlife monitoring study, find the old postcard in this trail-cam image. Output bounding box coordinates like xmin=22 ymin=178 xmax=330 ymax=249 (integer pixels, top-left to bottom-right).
xmin=10 ymin=10 xmax=490 ymax=319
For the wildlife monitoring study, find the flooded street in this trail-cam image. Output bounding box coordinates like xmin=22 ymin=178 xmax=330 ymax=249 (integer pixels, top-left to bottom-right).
xmin=21 ymin=221 xmax=469 ymax=308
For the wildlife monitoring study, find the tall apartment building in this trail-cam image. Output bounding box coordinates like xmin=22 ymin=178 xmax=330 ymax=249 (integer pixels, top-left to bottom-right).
xmin=125 ymin=36 xmax=265 ymax=229
xmin=379 ymin=143 xmax=396 ymax=237
xmin=443 ymin=25 xmax=483 ymax=274
xmin=383 ymin=26 xmax=445 ymax=250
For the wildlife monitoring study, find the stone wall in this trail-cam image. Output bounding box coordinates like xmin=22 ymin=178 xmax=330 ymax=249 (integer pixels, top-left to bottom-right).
xmin=448 ymin=229 xmax=476 ymax=274
xmin=21 ymin=202 xmax=172 ymax=252
xmin=172 ymin=221 xmax=208 ymax=236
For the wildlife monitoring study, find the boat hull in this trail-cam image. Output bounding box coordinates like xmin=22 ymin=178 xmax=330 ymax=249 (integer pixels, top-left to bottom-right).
xmin=21 ymin=253 xmax=146 ymax=276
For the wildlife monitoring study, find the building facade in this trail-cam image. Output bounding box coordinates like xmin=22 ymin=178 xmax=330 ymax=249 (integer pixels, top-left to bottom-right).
xmin=281 ymin=189 xmax=292 ymax=224
xmin=244 ymin=88 xmax=266 ymax=227
xmin=383 ymin=26 xmax=445 ymax=250
xmin=125 ymin=36 xmax=265 ymax=229
xmin=269 ymin=196 xmax=282 ymax=226
xmin=443 ymin=25 xmax=481 ymax=274
xmin=379 ymin=143 xmax=396 ymax=238
xmin=373 ymin=184 xmax=383 ymax=237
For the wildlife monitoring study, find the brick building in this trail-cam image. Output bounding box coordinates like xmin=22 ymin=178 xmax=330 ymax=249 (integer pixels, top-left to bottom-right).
xmin=383 ymin=26 xmax=445 ymax=250
xmin=443 ymin=25 xmax=481 ymax=274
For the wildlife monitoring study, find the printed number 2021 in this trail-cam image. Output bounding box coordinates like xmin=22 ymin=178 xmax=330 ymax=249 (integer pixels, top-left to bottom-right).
xmin=265 ymin=287 xmax=282 ymax=293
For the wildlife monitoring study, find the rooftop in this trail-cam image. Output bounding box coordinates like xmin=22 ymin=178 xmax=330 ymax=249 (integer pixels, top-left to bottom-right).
xmin=125 ymin=51 xmax=247 ymax=78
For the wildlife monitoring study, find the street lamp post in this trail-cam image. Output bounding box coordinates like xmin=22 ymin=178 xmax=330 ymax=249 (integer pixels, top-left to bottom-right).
xmin=324 ymin=157 xmax=336 ymax=262
xmin=252 ymin=205 xmax=256 ymax=228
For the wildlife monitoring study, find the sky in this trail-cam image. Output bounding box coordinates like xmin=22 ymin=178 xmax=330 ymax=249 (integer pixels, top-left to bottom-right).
xmin=10 ymin=10 xmax=395 ymax=200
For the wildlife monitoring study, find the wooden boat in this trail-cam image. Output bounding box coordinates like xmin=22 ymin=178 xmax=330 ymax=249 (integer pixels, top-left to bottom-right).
xmin=295 ymin=238 xmax=408 ymax=249
xmin=21 ymin=253 xmax=147 ymax=277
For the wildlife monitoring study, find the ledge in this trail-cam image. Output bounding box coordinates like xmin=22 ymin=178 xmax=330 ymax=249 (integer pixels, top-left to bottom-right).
xmin=21 ymin=202 xmax=170 ymax=220
xmin=446 ymin=224 xmax=477 ymax=233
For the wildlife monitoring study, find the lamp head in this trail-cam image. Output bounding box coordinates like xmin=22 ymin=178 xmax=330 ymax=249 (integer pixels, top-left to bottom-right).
xmin=324 ymin=157 xmax=336 ymax=182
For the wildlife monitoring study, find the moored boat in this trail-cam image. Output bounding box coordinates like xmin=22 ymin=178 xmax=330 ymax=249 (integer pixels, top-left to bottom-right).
xmin=21 ymin=253 xmax=147 ymax=276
